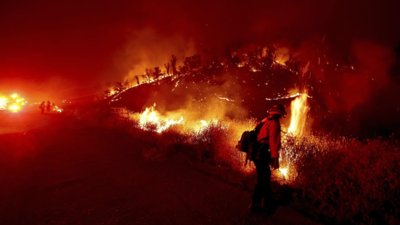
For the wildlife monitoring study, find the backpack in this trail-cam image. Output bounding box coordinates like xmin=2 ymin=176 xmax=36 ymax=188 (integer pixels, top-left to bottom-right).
xmin=236 ymin=121 xmax=265 ymax=165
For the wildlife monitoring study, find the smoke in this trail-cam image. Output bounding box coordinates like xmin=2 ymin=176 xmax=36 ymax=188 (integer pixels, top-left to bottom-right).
xmin=113 ymin=29 xmax=196 ymax=83
xmin=1 ymin=0 xmax=399 ymax=136
xmin=141 ymin=73 xmax=248 ymax=122
xmin=343 ymin=41 xmax=394 ymax=110
xmin=109 ymin=0 xmax=399 ymax=137
xmin=313 ymin=40 xmax=395 ymax=113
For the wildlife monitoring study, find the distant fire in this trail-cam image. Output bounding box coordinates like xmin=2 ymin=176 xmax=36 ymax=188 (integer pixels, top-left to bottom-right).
xmin=0 ymin=93 xmax=26 ymax=113
xmin=53 ymin=105 xmax=63 ymax=113
xmin=0 ymin=97 xmax=7 ymax=110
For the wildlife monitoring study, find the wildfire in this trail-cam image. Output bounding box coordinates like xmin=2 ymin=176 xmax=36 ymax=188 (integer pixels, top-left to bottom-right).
xmin=0 ymin=93 xmax=26 ymax=113
xmin=53 ymin=105 xmax=63 ymax=113
xmin=276 ymin=88 xmax=311 ymax=181
xmin=8 ymin=105 xmax=20 ymax=112
xmin=279 ymin=168 xmax=288 ymax=179
xmin=0 ymin=97 xmax=7 ymax=110
xmin=137 ymin=105 xmax=183 ymax=133
xmin=123 ymin=92 xmax=311 ymax=180
xmin=288 ymin=90 xmax=310 ymax=136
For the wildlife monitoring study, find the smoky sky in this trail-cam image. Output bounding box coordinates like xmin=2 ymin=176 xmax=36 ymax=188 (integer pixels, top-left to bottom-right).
xmin=0 ymin=0 xmax=399 ymax=101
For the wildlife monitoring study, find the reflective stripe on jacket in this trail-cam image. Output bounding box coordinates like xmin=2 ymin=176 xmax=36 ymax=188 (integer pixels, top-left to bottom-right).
xmin=257 ymin=117 xmax=281 ymax=158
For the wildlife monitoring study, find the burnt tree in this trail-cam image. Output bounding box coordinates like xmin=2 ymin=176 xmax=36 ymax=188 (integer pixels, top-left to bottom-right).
xmin=170 ymin=55 xmax=178 ymax=75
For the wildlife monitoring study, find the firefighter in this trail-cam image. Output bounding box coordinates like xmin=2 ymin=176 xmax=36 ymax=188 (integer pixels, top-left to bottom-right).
xmin=39 ymin=101 xmax=45 ymax=114
xmin=249 ymin=104 xmax=286 ymax=214
xmin=46 ymin=101 xmax=51 ymax=112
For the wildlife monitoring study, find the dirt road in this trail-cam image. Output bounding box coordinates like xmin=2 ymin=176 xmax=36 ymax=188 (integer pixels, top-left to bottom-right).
xmin=0 ymin=112 xmax=314 ymax=224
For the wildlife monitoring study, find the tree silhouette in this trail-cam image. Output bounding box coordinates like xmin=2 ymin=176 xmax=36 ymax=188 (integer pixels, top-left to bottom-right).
xmin=164 ymin=62 xmax=171 ymax=75
xmin=104 ymin=89 xmax=110 ymax=97
xmin=183 ymin=54 xmax=201 ymax=72
xmin=145 ymin=68 xmax=153 ymax=81
xmin=170 ymin=55 xmax=178 ymax=75
xmin=153 ymin=67 xmax=162 ymax=80
xmin=114 ymin=82 xmax=124 ymax=93
xmin=179 ymin=65 xmax=188 ymax=75
xmin=124 ymin=79 xmax=130 ymax=88
xmin=135 ymin=75 xmax=140 ymax=85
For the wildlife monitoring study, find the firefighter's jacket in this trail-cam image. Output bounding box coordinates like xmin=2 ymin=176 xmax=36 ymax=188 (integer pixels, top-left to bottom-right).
xmin=256 ymin=117 xmax=281 ymax=159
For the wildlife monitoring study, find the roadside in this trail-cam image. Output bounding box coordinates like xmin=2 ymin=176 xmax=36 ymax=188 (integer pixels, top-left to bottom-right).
xmin=0 ymin=112 xmax=317 ymax=224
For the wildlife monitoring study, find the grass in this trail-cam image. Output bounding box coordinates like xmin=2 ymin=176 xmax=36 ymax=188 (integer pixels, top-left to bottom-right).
xmin=281 ymin=134 xmax=400 ymax=224
xmin=89 ymin=109 xmax=400 ymax=224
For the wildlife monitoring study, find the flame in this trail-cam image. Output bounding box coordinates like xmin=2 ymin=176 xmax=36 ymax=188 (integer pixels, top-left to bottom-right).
xmin=53 ymin=105 xmax=63 ymax=113
xmin=200 ymin=120 xmax=207 ymax=126
xmin=0 ymin=97 xmax=7 ymax=110
xmin=8 ymin=105 xmax=19 ymax=112
xmin=288 ymin=91 xmax=310 ymax=136
xmin=279 ymin=168 xmax=288 ymax=179
xmin=0 ymin=93 xmax=26 ymax=112
xmin=138 ymin=105 xmax=183 ymax=133
xmin=275 ymin=47 xmax=290 ymax=65
xmin=237 ymin=62 xmax=245 ymax=67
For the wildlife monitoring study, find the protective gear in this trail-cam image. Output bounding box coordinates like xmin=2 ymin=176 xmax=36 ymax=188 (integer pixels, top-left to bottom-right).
xmin=270 ymin=158 xmax=279 ymax=170
xmin=251 ymin=158 xmax=273 ymax=206
xmin=257 ymin=117 xmax=281 ymax=158
xmin=267 ymin=104 xmax=287 ymax=118
xmin=46 ymin=101 xmax=51 ymax=112
xmin=39 ymin=101 xmax=45 ymax=114
xmin=250 ymin=105 xmax=285 ymax=212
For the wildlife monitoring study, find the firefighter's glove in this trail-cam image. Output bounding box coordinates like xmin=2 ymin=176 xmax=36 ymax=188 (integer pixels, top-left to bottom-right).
xmin=270 ymin=157 xmax=279 ymax=170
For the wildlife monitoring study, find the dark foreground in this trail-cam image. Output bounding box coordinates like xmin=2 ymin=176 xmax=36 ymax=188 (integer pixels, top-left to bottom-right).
xmin=0 ymin=112 xmax=314 ymax=224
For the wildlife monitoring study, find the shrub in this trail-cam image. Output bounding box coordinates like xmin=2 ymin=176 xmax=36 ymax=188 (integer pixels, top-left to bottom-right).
xmin=112 ymin=110 xmax=400 ymax=224
xmin=281 ymin=133 xmax=400 ymax=224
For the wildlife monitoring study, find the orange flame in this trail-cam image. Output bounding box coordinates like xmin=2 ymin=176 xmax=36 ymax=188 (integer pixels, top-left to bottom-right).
xmin=0 ymin=97 xmax=7 ymax=110
xmin=0 ymin=93 xmax=26 ymax=113
xmin=288 ymin=91 xmax=310 ymax=136
xmin=138 ymin=105 xmax=183 ymax=133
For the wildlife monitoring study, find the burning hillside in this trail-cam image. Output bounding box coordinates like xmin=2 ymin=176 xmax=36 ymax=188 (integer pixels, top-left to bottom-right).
xmin=107 ymin=46 xmax=319 ymax=126
xmin=100 ymin=60 xmax=399 ymax=223
xmin=103 ymin=47 xmax=316 ymax=180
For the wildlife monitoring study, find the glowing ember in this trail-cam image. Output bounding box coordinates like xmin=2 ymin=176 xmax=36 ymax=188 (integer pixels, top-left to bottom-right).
xmin=288 ymin=90 xmax=310 ymax=136
xmin=265 ymin=92 xmax=312 ymax=101
xmin=279 ymin=168 xmax=288 ymax=179
xmin=217 ymin=96 xmax=235 ymax=102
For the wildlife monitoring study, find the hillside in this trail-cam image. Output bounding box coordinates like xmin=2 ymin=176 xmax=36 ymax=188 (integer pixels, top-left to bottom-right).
xmin=106 ymin=48 xmax=334 ymax=131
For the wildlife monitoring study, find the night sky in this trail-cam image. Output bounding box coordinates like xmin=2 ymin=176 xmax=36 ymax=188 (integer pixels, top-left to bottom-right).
xmin=0 ymin=0 xmax=399 ymax=101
